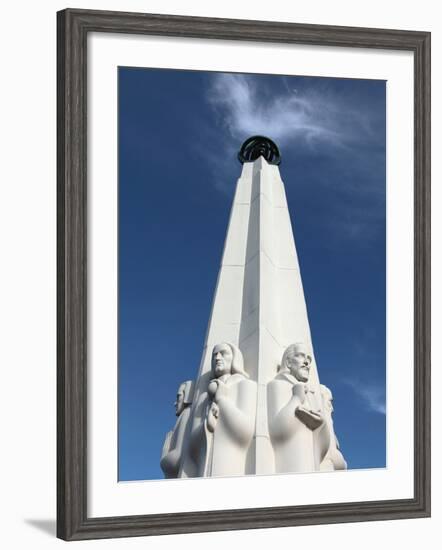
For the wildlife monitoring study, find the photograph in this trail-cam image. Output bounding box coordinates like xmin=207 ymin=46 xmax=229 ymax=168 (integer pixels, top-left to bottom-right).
xmin=0 ymin=0 xmax=436 ymax=550
xmin=1 ymin=0 xmax=437 ymax=547
xmin=56 ymin=8 xmax=430 ymax=540
xmin=117 ymin=67 xmax=387 ymax=482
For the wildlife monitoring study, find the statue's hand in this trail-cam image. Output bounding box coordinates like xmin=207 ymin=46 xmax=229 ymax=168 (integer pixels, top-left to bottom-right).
xmin=292 ymin=383 xmax=307 ymax=403
xmin=207 ymin=379 xmax=219 ymax=400
xmin=295 ymin=406 xmax=324 ymax=431
xmin=213 ymin=379 xmax=229 ymax=403
xmin=210 ymin=401 xmax=219 ymax=419
xmin=206 ymin=402 xmax=219 ymax=433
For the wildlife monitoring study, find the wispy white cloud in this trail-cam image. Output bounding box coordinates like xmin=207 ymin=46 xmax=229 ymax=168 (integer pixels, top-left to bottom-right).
xmin=344 ymin=379 xmax=386 ymax=415
xmin=199 ymin=73 xmax=386 ymax=244
xmin=206 ymin=73 xmax=377 ymax=150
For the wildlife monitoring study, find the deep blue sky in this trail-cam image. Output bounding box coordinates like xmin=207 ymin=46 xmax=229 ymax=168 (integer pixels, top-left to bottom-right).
xmin=118 ymin=67 xmax=386 ymax=481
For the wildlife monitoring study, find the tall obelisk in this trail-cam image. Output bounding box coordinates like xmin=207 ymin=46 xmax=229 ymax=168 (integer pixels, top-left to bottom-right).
xmin=161 ymin=136 xmax=345 ymax=478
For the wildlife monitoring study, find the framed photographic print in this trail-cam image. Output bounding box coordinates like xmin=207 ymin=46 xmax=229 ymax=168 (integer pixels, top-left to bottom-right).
xmin=57 ymin=8 xmax=431 ymax=541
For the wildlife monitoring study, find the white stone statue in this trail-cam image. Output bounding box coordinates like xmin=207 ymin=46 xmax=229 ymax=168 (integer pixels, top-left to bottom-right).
xmin=267 ymin=343 xmax=331 ymax=473
xmin=319 ymin=384 xmax=347 ymax=471
xmin=160 ymin=380 xmax=194 ymax=478
xmin=187 ymin=342 xmax=257 ymax=477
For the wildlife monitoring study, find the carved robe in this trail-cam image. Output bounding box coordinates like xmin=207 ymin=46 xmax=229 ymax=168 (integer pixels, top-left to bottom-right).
xmin=319 ymin=384 xmax=347 ymax=471
xmin=160 ymin=405 xmax=192 ymax=478
xmin=267 ymin=371 xmax=331 ymax=473
xmin=186 ymin=373 xmax=257 ymax=477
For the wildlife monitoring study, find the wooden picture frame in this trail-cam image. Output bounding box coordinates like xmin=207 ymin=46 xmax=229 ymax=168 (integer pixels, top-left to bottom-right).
xmin=57 ymin=8 xmax=431 ymax=541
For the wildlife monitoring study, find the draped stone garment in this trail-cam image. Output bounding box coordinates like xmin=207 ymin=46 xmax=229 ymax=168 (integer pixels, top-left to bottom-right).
xmin=267 ymin=371 xmax=331 ymax=474
xmin=160 ymin=406 xmax=192 ymax=478
xmin=186 ymin=373 xmax=257 ymax=478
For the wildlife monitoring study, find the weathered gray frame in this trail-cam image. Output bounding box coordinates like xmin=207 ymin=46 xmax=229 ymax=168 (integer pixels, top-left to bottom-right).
xmin=57 ymin=8 xmax=431 ymax=541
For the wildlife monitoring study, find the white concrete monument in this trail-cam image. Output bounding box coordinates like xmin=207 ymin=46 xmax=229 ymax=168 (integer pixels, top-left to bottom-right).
xmin=160 ymin=136 xmax=346 ymax=478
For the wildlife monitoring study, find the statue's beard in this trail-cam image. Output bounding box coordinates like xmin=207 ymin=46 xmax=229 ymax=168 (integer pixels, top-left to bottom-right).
xmin=293 ymin=367 xmax=309 ymax=382
xmin=214 ymin=364 xmax=230 ymax=377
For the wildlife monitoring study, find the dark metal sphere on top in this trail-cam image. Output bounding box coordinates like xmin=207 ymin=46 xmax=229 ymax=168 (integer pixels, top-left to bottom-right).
xmin=237 ymin=135 xmax=281 ymax=166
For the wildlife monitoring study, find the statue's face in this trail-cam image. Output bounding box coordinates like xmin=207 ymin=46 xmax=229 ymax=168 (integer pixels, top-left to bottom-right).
xmin=174 ymin=384 xmax=186 ymax=416
xmin=286 ymin=345 xmax=312 ymax=382
xmin=212 ymin=343 xmax=233 ymax=378
xmin=322 ymin=388 xmax=334 ymax=412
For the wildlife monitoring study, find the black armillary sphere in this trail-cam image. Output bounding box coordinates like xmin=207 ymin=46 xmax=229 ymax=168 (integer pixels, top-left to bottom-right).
xmin=238 ymin=135 xmax=282 ymax=165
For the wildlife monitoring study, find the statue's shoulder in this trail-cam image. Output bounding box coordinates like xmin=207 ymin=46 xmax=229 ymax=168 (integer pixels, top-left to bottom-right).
xmin=180 ymin=405 xmax=191 ymax=419
xmin=230 ymin=373 xmax=256 ymax=387
xmin=269 ymin=373 xmax=297 ymax=397
xmin=271 ymin=372 xmax=294 ymax=384
xmin=268 ymin=373 xmax=291 ymax=393
xmin=194 ymin=389 xmax=209 ymax=407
